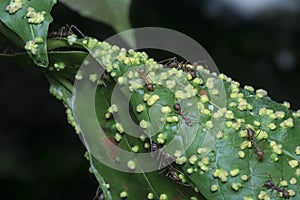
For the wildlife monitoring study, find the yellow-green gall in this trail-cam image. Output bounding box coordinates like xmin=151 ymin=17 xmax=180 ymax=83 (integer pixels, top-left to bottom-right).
xmin=89 ymin=74 xmax=98 ymax=82
xmin=6 ymin=0 xmax=23 ymax=14
xmin=144 ymin=142 xmax=150 ymax=149
xmin=54 ymin=62 xmax=66 ymax=71
xmin=140 ymin=134 xmax=146 ymax=142
xmin=114 ymin=133 xmax=122 ymax=142
xmin=229 ymin=102 xmax=236 ymax=107
xmin=288 ymin=190 xmax=296 ymax=197
xmin=189 ymin=155 xmax=198 ymax=165
xmin=26 ymin=7 xmax=45 ymax=24
xmin=118 ymin=76 xmax=127 ymax=85
xmin=200 ymin=165 xmax=209 ymax=172
xmin=232 ymin=122 xmax=241 ymax=131
xmin=283 ymin=118 xmax=294 ymax=128
xmin=200 ymin=94 xmax=209 ymax=103
xmin=241 ymin=175 xmax=248 ymax=181
xmin=212 ymin=89 xmax=219 ymax=96
xmin=243 ymin=196 xmax=254 ymax=200
xmin=225 ymin=121 xmax=233 ymax=128
xmin=295 ymin=146 xmax=300 ymax=155
xmin=216 ymin=131 xmax=223 ymax=139
xmin=166 ymin=80 xmax=176 ymax=89
xmin=115 ymin=123 xmax=124 ymax=133
xmin=293 ymin=110 xmax=300 ymax=118
xmin=240 ymin=141 xmax=251 ymax=150
xmin=120 ymin=191 xmax=128 ymax=198
xmin=225 ymin=110 xmax=234 ymax=119
xmin=176 ymin=156 xmax=187 ymax=165
xmin=258 ymin=191 xmax=270 ymax=200
xmin=187 ymin=168 xmax=193 ymax=174
xmin=237 ymin=99 xmax=248 ymax=111
xmin=75 ymin=70 xmax=83 ymax=80
xmin=127 ymin=160 xmax=136 ymax=170
xmin=159 ymin=194 xmax=167 ymax=200
xmin=239 ymin=130 xmax=248 ymax=138
xmin=268 ymin=123 xmax=276 ymax=130
xmin=288 ymin=160 xmax=299 ymax=168
xmin=283 ymin=101 xmax=290 ymax=108
xmin=231 ymin=182 xmax=241 ymax=191
xmin=174 ymin=150 xmax=182 ymax=158
xmin=132 ymin=145 xmax=139 ymax=153
xmin=290 ymin=177 xmax=297 ymax=185
xmin=190 ymin=197 xmax=198 ymax=200
xmin=270 ymin=153 xmax=278 ymax=162
xmin=296 ymin=168 xmax=300 ymax=176
xmin=147 ymin=95 xmax=160 ymax=106
xmin=24 ymin=40 xmax=38 ymax=55
xmin=230 ymin=169 xmax=240 ymax=177
xmin=238 ymin=151 xmax=245 ymax=159
xmin=201 ymin=108 xmax=211 ymax=116
xmin=193 ymin=78 xmax=203 ymax=85
xmin=147 ymin=193 xmax=154 ymax=199
xmin=275 ymin=111 xmax=285 ymax=119
xmin=161 ymin=106 xmax=171 ymax=114
xmin=256 ymin=89 xmax=268 ymax=98
xmin=279 ymin=180 xmax=288 ymax=187
xmin=210 ymin=184 xmax=218 ymax=192
xmin=143 ymin=93 xmax=150 ymax=101
xmin=110 ymin=71 xmax=117 ymax=77
xmin=244 ymin=85 xmax=255 ymax=92
xmin=140 ymin=120 xmax=149 ymax=129
xmin=213 ymin=168 xmax=228 ymax=182
xmin=206 ymin=77 xmax=215 ymax=89
xmin=136 ymin=104 xmax=145 ymax=113
xmin=256 ymin=130 xmax=268 ymax=140
xmin=254 ymin=121 xmax=261 ymax=127
xmin=202 ymin=157 xmax=210 ymax=165
xmin=206 ymin=120 xmax=213 ymax=129
xmin=197 ymin=148 xmax=207 ymax=154
xmin=230 ymin=92 xmax=239 ymax=99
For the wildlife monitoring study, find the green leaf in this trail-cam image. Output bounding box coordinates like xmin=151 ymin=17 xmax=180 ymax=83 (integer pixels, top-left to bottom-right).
xmin=182 ymin=84 xmax=300 ymax=200
xmin=0 ymin=0 xmax=57 ymax=67
xmin=59 ymin=0 xmax=135 ymax=47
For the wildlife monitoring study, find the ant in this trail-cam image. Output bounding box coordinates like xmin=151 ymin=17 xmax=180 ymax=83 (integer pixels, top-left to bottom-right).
xmin=173 ymin=103 xmax=192 ymax=126
xmin=161 ymin=166 xmax=191 ymax=186
xmin=138 ymin=67 xmax=154 ymax=91
xmin=263 ymin=176 xmax=290 ymax=199
xmin=247 ymin=128 xmax=264 ymax=160
xmin=47 ymin=24 xmax=86 ymax=39
xmin=150 ymin=142 xmax=174 ymax=169
xmin=93 ymin=186 xmax=105 ymax=200
xmin=159 ymin=57 xmax=197 ymax=79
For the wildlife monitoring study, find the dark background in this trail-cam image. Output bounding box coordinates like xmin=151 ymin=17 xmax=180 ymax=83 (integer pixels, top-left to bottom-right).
xmin=1 ymin=0 xmax=299 ymax=199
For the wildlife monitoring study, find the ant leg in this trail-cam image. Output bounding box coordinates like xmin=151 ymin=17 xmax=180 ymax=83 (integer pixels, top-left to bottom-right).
xmin=70 ymin=24 xmax=86 ymax=38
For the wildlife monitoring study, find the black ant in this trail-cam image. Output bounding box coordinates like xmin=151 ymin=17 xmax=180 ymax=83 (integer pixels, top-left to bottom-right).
xmin=247 ymin=128 xmax=264 ymax=160
xmin=138 ymin=67 xmax=154 ymax=91
xmin=173 ymin=103 xmax=192 ymax=126
xmin=263 ymin=176 xmax=290 ymax=199
xmin=159 ymin=57 xmax=197 ymax=79
xmin=93 ymin=186 xmax=105 ymax=200
xmin=47 ymin=24 xmax=86 ymax=39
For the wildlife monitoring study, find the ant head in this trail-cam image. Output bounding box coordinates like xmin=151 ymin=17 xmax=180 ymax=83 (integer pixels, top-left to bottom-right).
xmin=146 ymin=83 xmax=154 ymax=91
xmin=257 ymin=151 xmax=264 ymax=160
xmin=173 ymin=103 xmax=181 ymax=111
xmin=282 ymin=191 xmax=290 ymax=199
xmin=263 ymin=180 xmax=274 ymax=188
